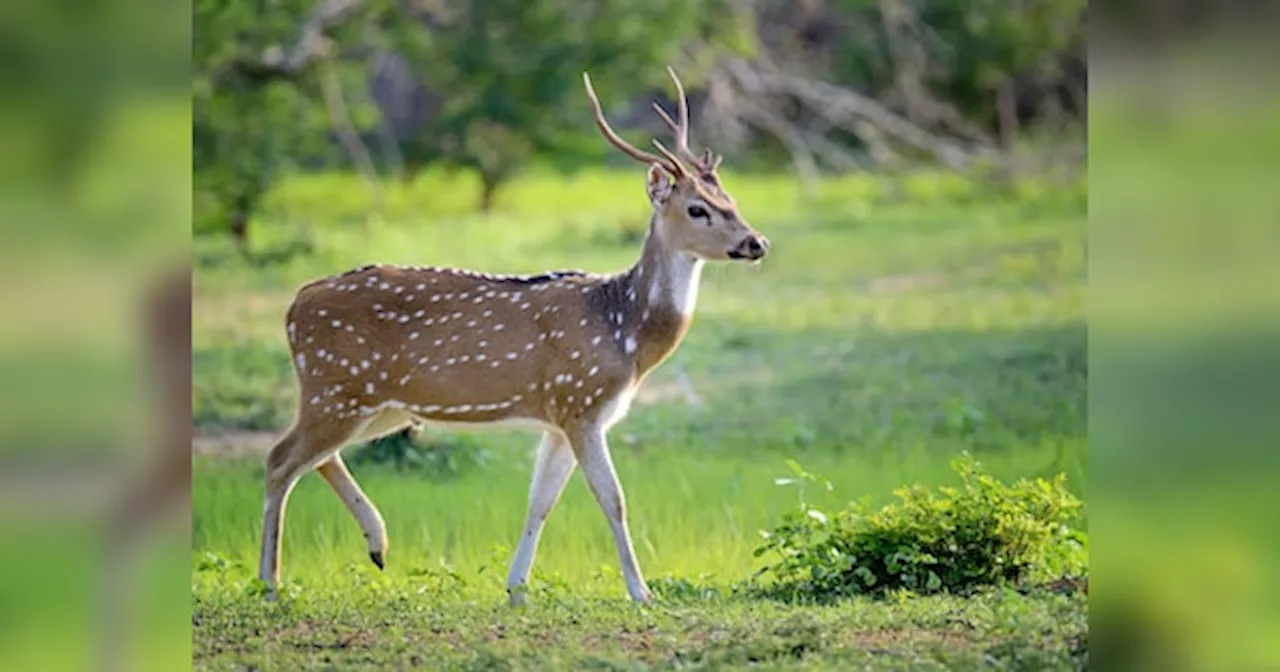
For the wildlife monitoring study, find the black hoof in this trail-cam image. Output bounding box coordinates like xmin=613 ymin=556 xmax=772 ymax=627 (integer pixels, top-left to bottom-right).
xmin=370 ymin=551 xmax=385 ymax=570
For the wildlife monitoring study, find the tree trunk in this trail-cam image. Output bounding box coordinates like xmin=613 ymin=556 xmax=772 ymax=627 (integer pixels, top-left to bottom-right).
xmin=401 ymin=162 xmax=419 ymax=185
xmin=996 ymin=79 xmax=1019 ymax=153
xmin=229 ymin=208 xmax=250 ymax=255
xmin=478 ymin=169 xmax=503 ymax=212
xmin=229 ymin=188 xmax=263 ymax=255
xmin=994 ymin=79 xmax=1019 ymax=187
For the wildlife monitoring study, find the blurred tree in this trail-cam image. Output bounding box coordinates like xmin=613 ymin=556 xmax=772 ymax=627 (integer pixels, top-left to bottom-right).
xmin=383 ymin=0 xmax=752 ymax=211
xmin=192 ymin=0 xmax=1083 ymax=243
xmin=193 ymin=0 xmax=364 ymax=248
xmin=917 ymin=0 xmax=1085 ymax=146
xmin=758 ymin=0 xmax=1084 ymax=148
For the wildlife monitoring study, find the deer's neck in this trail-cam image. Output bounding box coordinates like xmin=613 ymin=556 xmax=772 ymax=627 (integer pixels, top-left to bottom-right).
xmin=631 ymin=218 xmax=704 ymax=318
xmin=611 ymin=216 xmax=704 ymax=378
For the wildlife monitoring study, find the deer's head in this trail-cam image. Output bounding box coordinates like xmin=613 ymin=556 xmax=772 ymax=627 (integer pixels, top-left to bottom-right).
xmin=583 ymin=67 xmax=769 ymax=263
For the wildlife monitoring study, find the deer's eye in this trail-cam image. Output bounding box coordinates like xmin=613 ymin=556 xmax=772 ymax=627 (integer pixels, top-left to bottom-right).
xmin=687 ymin=205 xmax=709 ymax=220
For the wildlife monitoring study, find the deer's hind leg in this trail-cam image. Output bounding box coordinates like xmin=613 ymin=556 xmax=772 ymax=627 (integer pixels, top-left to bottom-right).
xmin=313 ymin=408 xmax=414 ymax=571
xmin=258 ymin=411 xmax=363 ymax=597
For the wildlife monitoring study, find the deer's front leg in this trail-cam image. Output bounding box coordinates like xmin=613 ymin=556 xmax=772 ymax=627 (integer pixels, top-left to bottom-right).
xmin=507 ymin=431 xmax=577 ymax=606
xmin=570 ymin=426 xmax=652 ymax=604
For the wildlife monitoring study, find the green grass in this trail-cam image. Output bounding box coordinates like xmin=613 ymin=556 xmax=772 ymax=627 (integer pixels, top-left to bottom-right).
xmin=192 ymin=167 xmax=1086 ymax=669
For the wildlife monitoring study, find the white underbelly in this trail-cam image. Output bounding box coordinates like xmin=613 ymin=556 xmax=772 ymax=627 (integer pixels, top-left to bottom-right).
xmin=409 ymin=414 xmax=558 ymax=435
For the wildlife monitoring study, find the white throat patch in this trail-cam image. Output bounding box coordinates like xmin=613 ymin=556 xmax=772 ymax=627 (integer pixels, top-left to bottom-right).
xmin=662 ymin=251 xmax=704 ymax=317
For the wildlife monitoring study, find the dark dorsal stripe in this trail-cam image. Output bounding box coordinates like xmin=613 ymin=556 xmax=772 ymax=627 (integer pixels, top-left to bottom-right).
xmin=328 ymin=264 xmax=588 ymax=286
xmin=500 ymin=270 xmax=589 ymax=285
xmin=334 ymin=264 xmax=379 ymax=278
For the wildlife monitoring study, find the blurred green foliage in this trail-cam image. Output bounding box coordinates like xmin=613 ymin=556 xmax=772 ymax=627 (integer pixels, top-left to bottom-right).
xmin=193 ymin=0 xmax=752 ymax=236
xmin=826 ymin=0 xmax=1085 ymax=113
xmin=193 ymin=0 xmax=1084 ymax=243
xmin=389 ymin=0 xmax=751 ymax=209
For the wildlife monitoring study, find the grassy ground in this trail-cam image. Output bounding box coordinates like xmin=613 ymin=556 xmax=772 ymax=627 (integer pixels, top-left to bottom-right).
xmin=192 ymin=167 xmax=1087 ymax=669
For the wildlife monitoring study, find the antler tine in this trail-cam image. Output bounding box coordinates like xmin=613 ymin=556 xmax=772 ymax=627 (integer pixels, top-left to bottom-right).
xmin=582 ymin=72 xmax=681 ymax=173
xmin=650 ymin=139 xmax=688 ymax=175
xmin=653 ymin=67 xmax=723 ymax=173
xmin=652 ymin=102 xmax=704 ymax=167
xmin=664 ymin=65 xmax=690 ymax=152
xmin=651 ymin=102 xmax=680 ymax=137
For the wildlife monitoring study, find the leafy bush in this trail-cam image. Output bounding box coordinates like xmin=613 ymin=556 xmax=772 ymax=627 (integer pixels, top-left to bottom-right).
xmin=349 ymin=428 xmax=491 ymax=480
xmin=753 ymin=455 xmax=1086 ymax=602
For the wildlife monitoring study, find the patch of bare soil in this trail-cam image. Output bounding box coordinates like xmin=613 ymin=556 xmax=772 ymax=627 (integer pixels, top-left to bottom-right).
xmin=193 ymin=431 xmax=280 ymax=458
xmin=847 ymin=628 xmax=976 ymax=652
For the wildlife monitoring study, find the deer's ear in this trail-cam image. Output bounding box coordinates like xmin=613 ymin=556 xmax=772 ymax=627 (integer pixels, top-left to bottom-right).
xmin=646 ymin=163 xmax=674 ymax=207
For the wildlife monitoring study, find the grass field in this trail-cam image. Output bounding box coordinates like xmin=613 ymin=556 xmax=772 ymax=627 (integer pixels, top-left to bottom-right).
xmin=192 ymin=167 xmax=1087 ymax=669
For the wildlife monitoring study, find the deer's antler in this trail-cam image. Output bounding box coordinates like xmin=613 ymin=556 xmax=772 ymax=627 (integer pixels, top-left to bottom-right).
xmin=649 ymin=67 xmax=723 ymax=175
xmin=584 ymin=67 xmax=719 ymax=177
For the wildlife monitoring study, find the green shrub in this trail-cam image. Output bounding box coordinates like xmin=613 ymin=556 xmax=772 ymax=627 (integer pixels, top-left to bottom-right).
xmin=348 ymin=429 xmax=492 ymax=480
xmin=753 ymin=455 xmax=1086 ymax=602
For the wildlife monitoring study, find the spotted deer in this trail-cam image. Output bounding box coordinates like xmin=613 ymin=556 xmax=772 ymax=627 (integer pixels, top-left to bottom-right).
xmin=259 ymin=66 xmax=770 ymax=604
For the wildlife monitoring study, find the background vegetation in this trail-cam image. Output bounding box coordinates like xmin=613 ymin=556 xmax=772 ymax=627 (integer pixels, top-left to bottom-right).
xmin=193 ymin=0 xmax=1086 ymax=668
xmin=194 ymin=0 xmax=1084 ymax=243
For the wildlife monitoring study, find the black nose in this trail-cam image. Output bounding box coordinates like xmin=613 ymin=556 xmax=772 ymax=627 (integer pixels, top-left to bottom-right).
xmin=745 ymin=235 xmax=769 ymax=258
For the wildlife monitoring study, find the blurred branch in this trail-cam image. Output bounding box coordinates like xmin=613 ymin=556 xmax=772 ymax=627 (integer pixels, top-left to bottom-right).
xmin=724 ymin=58 xmax=999 ymax=171
xmin=216 ymin=0 xmax=366 ymax=86
xmin=734 ymin=96 xmax=820 ymax=192
xmin=318 ymin=59 xmax=384 ymax=215
xmin=262 ymin=0 xmax=366 ymax=75
xmin=877 ymin=0 xmax=993 ymax=146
